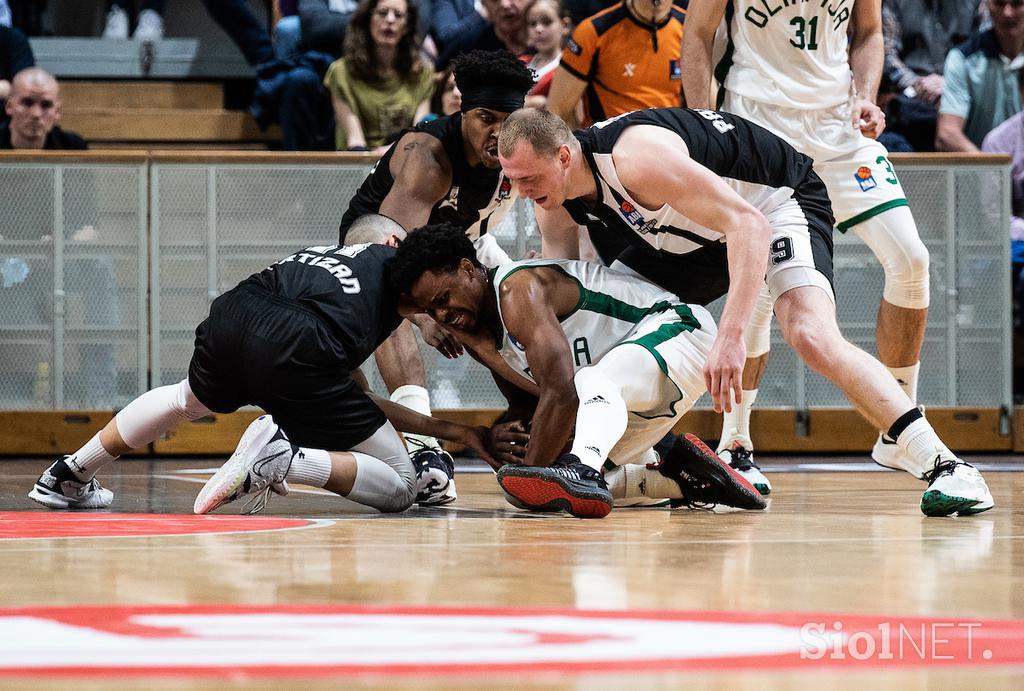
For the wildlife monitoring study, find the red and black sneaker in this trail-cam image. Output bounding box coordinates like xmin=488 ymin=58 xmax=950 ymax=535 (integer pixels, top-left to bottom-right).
xmin=496 ymin=453 xmax=613 ymax=518
xmin=656 ymin=434 xmax=767 ymax=511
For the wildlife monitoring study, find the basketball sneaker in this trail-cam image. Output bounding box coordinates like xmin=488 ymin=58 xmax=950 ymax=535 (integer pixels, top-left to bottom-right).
xmin=658 ymin=434 xmax=767 ymax=510
xmin=496 ymin=454 xmax=613 ymax=518
xmin=718 ymin=439 xmax=771 ymax=495
xmin=412 ymin=443 xmax=457 ymax=506
xmin=28 ymin=457 xmax=113 ymax=509
xmin=920 ymin=458 xmax=994 ymax=517
xmin=194 ymin=415 xmax=295 ymax=515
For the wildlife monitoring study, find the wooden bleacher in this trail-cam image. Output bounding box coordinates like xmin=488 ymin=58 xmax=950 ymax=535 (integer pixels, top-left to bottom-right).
xmin=59 ymin=80 xmax=281 ymax=149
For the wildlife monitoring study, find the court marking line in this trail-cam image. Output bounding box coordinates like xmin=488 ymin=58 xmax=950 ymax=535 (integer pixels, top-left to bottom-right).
xmin=0 ymin=516 xmax=336 ymax=542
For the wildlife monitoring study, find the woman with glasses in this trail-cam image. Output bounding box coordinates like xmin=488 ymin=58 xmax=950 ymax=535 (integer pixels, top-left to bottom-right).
xmin=323 ymin=0 xmax=435 ymax=152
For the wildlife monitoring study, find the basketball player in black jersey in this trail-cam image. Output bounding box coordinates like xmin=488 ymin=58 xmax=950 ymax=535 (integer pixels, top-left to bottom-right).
xmin=495 ymin=107 xmax=993 ymax=517
xmin=336 ymin=49 xmax=537 ymax=499
xmin=28 ymin=215 xmax=494 ymax=515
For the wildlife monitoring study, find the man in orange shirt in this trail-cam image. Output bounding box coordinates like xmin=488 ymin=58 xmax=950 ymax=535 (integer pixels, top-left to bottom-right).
xmin=547 ymin=0 xmax=686 ymax=128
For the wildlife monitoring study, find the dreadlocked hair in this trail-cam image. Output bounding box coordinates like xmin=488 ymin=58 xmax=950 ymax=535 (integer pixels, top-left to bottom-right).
xmin=390 ymin=223 xmax=482 ymax=296
xmin=451 ymin=49 xmax=536 ymax=98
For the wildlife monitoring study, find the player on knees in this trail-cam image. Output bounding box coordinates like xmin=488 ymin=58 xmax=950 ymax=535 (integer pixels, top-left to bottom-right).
xmin=497 ymin=107 xmax=992 ymax=517
xmin=336 ymin=49 xmax=536 ymax=486
xmin=29 ymin=215 xmax=493 ymax=514
xmin=390 ymin=223 xmax=766 ymax=518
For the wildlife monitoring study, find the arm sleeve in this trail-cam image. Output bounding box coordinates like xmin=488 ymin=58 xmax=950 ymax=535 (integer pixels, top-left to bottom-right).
xmin=430 ymin=0 xmax=488 ymax=48
xmin=298 ymin=0 xmax=353 ymax=54
xmin=558 ymin=20 xmax=598 ymax=82
xmin=938 ymin=49 xmax=970 ymax=118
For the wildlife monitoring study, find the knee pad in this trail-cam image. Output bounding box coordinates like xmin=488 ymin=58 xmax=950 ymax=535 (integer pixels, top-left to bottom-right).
xmin=743 ymin=286 xmax=774 ymax=357
xmin=175 ymin=379 xmax=212 ymax=421
xmin=851 ymin=207 xmax=930 ymax=309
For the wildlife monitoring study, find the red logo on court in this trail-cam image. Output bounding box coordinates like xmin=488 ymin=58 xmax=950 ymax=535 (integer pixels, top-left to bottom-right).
xmin=0 ymin=605 xmax=1021 ymax=677
xmin=0 ymin=512 xmax=329 ymax=540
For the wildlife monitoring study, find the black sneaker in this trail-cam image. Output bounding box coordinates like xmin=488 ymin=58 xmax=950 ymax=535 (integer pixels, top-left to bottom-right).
xmin=657 ymin=434 xmax=767 ymax=511
xmin=496 ymin=453 xmax=613 ymax=518
xmin=28 ymin=457 xmax=114 ymax=510
xmin=412 ymin=446 xmax=457 ymax=506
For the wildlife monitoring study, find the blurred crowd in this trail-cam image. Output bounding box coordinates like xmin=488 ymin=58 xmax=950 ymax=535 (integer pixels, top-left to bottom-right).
xmin=0 ymin=0 xmax=1021 ymax=157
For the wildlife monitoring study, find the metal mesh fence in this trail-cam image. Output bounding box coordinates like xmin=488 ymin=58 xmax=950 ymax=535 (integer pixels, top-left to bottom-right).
xmin=0 ymin=163 xmax=145 ymax=409
xmin=0 ymin=156 xmax=1009 ymax=413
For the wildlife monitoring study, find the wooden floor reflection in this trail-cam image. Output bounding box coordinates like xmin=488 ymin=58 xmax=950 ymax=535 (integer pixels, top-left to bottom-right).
xmin=1 ymin=458 xmax=1022 ymax=688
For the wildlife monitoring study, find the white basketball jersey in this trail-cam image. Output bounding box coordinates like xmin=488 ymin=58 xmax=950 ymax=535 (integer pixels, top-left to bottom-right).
xmin=722 ymin=0 xmax=855 ymax=109
xmin=491 ymin=259 xmax=698 ymax=383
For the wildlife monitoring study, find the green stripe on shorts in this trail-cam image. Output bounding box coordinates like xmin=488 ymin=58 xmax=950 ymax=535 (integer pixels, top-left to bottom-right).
xmin=836 ymin=198 xmax=909 ymax=233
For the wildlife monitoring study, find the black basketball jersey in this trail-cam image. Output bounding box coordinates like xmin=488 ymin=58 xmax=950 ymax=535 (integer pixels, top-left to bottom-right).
xmin=338 ymin=114 xmax=515 ymax=241
xmin=566 ymin=108 xmax=831 ymax=261
xmin=241 ymin=243 xmax=402 ymax=364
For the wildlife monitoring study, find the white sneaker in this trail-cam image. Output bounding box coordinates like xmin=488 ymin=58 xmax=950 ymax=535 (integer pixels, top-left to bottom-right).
xmin=102 ymin=6 xmax=129 ymax=39
xmin=871 ymin=432 xmax=928 ymax=479
xmin=718 ymin=440 xmax=771 ymax=495
xmin=194 ymin=416 xmax=295 ymax=515
xmin=28 ymin=457 xmax=113 ymax=509
xmin=132 ymin=8 xmax=164 ymax=40
xmin=920 ymin=458 xmax=994 ymax=517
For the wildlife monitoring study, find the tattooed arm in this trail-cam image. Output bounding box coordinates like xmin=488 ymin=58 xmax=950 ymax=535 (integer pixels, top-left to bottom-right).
xmin=379 ymin=132 xmax=454 ymax=231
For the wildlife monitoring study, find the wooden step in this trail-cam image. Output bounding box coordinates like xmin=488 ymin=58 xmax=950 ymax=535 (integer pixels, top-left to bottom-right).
xmin=61 ymin=81 xmax=224 ymax=110
xmin=60 ymin=108 xmax=277 ymax=143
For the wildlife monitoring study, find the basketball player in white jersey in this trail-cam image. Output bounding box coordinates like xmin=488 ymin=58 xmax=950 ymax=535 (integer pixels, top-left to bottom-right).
xmin=682 ymin=0 xmax=930 ymax=492
xmin=390 ymin=223 xmax=767 ymax=518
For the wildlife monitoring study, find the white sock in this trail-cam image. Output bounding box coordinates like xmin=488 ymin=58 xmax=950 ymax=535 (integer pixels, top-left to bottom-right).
xmin=719 ymin=388 xmax=757 ymax=452
xmin=390 ymin=385 xmax=441 ymax=450
xmin=605 ymin=463 xmax=682 ymax=500
xmin=286 ymin=447 xmax=332 ymax=488
xmin=896 ymin=417 xmax=955 ymax=479
xmin=64 ymin=433 xmax=117 ymax=480
xmin=569 ymin=369 xmax=629 ymax=472
xmin=887 ymin=363 xmax=920 ymax=404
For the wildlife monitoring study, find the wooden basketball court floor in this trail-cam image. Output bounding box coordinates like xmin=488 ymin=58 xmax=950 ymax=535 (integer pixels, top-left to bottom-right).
xmin=1 ymin=455 xmax=1024 ymax=689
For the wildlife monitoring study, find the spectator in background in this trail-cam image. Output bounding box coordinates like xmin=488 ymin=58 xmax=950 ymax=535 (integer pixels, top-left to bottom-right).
xmin=428 ymin=63 xmax=461 ymax=117
xmin=1 ymin=23 xmax=33 ymax=107
xmin=435 ymin=0 xmax=529 ymax=67
xmin=431 ymin=0 xmax=483 ymax=53
xmin=102 ymin=1 xmax=164 ymax=40
xmin=546 ymin=0 xmax=685 ymax=128
xmin=298 ymin=0 xmax=358 ymax=54
xmin=982 ymin=109 xmax=1024 ymax=334
xmin=521 ymin=0 xmax=571 ymax=109
xmin=937 ymin=0 xmax=1024 ymax=151
xmin=0 ymin=68 xmax=82 ymax=148
xmin=201 ymin=0 xmax=345 ymax=150
xmin=881 ymin=0 xmax=979 ymax=151
xmin=324 ymin=0 xmax=434 ymax=151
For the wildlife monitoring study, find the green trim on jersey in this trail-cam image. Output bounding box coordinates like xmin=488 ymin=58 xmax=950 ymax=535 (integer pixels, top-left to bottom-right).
xmin=620 ymin=319 xmax=695 ymax=376
xmin=836 ymin=198 xmax=910 ymax=233
xmin=495 ymin=262 xmax=700 ymax=330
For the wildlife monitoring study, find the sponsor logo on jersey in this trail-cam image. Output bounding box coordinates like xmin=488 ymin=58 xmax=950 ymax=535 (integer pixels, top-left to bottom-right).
xmin=854 ymin=166 xmax=877 ymax=192
xmin=496 ymin=177 xmax=512 ymax=202
xmin=669 ymin=59 xmax=681 ymax=81
xmin=508 ymin=333 xmax=526 ymax=351
xmin=623 ymin=63 xmax=636 ymax=78
xmin=619 ymin=201 xmax=658 ymax=234
xmin=567 ymin=37 xmax=581 ymax=55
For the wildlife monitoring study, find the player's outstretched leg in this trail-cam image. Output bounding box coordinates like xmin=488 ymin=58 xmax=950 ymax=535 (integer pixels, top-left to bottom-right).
xmin=775 ymin=286 xmax=993 ymax=517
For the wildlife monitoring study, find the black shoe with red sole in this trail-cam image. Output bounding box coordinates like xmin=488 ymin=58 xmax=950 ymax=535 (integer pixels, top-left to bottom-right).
xmin=657 ymin=434 xmax=767 ymax=510
xmin=496 ymin=454 xmax=613 ymax=518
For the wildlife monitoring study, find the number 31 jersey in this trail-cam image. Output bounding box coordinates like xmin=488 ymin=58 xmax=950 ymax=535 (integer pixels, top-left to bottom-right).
xmin=720 ymin=0 xmax=854 ymax=109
